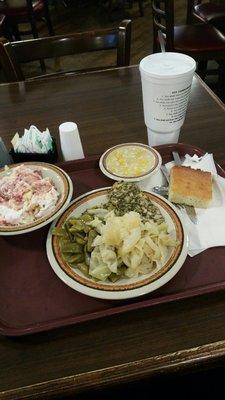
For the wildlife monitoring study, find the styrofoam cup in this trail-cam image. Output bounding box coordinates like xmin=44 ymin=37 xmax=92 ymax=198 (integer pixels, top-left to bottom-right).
xmin=139 ymin=52 xmax=196 ymax=145
xmin=59 ymin=122 xmax=84 ymax=161
xmin=147 ymin=128 xmax=180 ymax=146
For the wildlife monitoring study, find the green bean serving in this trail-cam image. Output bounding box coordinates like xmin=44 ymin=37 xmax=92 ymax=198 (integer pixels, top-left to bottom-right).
xmin=53 ymin=182 xmax=166 ymax=282
xmin=53 ymin=210 xmax=127 ymax=281
xmin=53 ymin=212 xmax=98 ymax=277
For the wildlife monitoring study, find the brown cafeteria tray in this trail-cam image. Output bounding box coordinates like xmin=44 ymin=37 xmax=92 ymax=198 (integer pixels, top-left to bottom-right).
xmin=1 ymin=143 xmax=225 ymax=336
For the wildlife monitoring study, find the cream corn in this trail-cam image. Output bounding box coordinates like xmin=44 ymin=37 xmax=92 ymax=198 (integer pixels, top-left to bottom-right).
xmin=105 ymin=145 xmax=156 ymax=177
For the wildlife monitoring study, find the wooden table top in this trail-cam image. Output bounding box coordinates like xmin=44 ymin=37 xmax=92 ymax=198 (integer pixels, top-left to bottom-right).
xmin=1 ymin=66 xmax=225 ymax=400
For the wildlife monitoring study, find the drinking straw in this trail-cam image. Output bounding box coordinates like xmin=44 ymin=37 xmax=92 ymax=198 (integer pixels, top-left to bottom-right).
xmin=158 ymin=30 xmax=166 ymax=52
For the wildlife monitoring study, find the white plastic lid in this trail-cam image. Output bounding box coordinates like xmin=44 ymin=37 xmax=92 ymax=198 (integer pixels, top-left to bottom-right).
xmin=139 ymin=52 xmax=196 ymax=79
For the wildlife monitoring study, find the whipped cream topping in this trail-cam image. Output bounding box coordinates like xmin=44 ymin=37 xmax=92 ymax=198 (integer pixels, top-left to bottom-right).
xmin=0 ymin=165 xmax=59 ymax=226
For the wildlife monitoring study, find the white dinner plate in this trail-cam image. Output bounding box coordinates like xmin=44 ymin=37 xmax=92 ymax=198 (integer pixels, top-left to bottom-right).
xmin=46 ymin=187 xmax=188 ymax=300
xmin=0 ymin=162 xmax=73 ymax=235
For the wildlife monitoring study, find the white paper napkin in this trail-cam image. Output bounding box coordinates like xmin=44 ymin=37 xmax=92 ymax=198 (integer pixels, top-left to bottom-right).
xmin=165 ymin=153 xmax=225 ymax=257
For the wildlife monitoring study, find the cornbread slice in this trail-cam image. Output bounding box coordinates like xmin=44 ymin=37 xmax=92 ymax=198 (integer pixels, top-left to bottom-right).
xmin=168 ymin=166 xmax=212 ymax=208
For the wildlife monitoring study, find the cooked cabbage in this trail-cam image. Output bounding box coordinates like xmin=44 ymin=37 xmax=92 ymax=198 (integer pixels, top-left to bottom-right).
xmin=88 ymin=211 xmax=177 ymax=280
xmin=89 ymin=244 xmax=118 ymax=280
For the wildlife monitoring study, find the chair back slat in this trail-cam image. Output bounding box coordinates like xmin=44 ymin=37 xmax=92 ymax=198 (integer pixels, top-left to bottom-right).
xmin=151 ymin=0 xmax=174 ymax=52
xmin=0 ymin=39 xmax=22 ymax=81
xmin=117 ymin=19 xmax=131 ymax=66
xmin=10 ymin=32 xmax=119 ymax=62
xmin=0 ymin=19 xmax=131 ymax=82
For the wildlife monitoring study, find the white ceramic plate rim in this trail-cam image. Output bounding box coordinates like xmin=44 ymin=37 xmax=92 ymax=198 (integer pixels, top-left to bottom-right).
xmin=99 ymin=143 xmax=162 ymax=182
xmin=0 ymin=163 xmax=73 ymax=236
xmin=46 ymin=188 xmax=188 ymax=300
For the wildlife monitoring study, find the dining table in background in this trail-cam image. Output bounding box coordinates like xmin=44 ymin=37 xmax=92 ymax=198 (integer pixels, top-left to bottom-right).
xmin=1 ymin=66 xmax=225 ymax=399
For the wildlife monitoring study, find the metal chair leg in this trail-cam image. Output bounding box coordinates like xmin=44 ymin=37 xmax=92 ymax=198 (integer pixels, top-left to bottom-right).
xmin=197 ymin=60 xmax=208 ymax=80
xmin=28 ymin=16 xmax=47 ymax=72
xmin=138 ymin=0 xmax=144 ymax=17
xmin=217 ymin=61 xmax=225 ymax=100
xmin=12 ymin=23 xmax=21 ymax=41
xmin=26 ymin=0 xmax=39 ymax=38
xmin=43 ymin=0 xmax=55 ymax=36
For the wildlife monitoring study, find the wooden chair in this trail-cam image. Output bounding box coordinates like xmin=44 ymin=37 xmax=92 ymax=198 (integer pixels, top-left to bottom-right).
xmin=187 ymin=1 xmax=225 ymax=33
xmin=0 ymin=0 xmax=54 ymax=40
xmin=151 ymin=0 xmax=225 ymax=88
xmin=0 ymin=19 xmax=131 ymax=82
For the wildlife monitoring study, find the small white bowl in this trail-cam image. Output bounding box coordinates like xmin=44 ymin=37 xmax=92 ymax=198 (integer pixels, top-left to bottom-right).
xmin=99 ymin=143 xmax=162 ymax=182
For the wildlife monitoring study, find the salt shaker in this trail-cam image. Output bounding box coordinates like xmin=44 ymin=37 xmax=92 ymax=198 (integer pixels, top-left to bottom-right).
xmin=59 ymin=122 xmax=84 ymax=161
xmin=0 ymin=137 xmax=13 ymax=167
